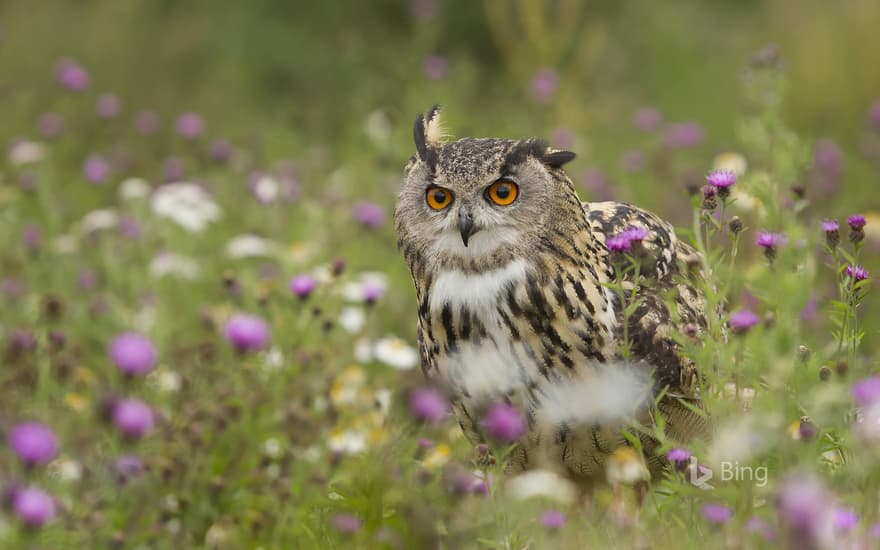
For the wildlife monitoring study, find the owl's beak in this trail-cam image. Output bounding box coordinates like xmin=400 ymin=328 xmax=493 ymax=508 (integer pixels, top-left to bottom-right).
xmin=459 ymin=207 xmax=475 ymax=247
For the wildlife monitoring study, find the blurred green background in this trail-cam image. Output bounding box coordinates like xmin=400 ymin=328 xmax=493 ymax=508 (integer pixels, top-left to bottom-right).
xmin=4 ymin=0 xmax=879 ymax=152
xmin=2 ymin=2 xmax=880 ymax=546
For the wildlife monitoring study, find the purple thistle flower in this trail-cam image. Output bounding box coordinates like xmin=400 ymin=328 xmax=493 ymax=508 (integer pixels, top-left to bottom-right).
xmin=422 ymin=55 xmax=448 ymax=80
xmin=633 ymin=107 xmax=662 ymax=132
xmin=812 ymin=139 xmax=844 ymax=196
xmin=409 ymin=387 xmax=450 ymax=423
xmin=8 ymin=422 xmax=58 ymax=466
xmin=580 ymin=168 xmax=614 ymax=201
xmin=83 ymin=154 xmax=111 ymax=184
xmin=814 ymin=139 xmax=843 ymax=173
xmin=663 ymin=122 xmax=705 ymax=149
xmin=96 ymin=93 xmax=121 ymax=118
xmin=112 ymin=399 xmax=155 ymax=439
xmin=118 ymin=216 xmax=142 ymax=239
xmin=745 ymin=517 xmax=776 ymax=542
xmin=481 ymin=403 xmax=525 ymax=442
xmin=621 ymin=226 xmax=647 ymax=243
xmin=223 ymin=314 xmax=270 ymax=352
xmin=108 ymin=332 xmax=157 ymax=376
xmin=13 ymin=488 xmax=56 ymax=527
xmin=776 ymin=473 xmax=835 ymax=547
xmin=362 ymin=281 xmax=385 ymax=303
xmin=551 ymin=128 xmax=575 ymax=149
xmin=21 ymin=225 xmax=41 ymax=251
xmin=756 ymin=231 xmax=786 ymax=249
xmin=832 ymin=507 xmax=859 ymax=531
xmin=701 ymin=503 xmax=733 ymax=524
xmin=621 ymin=149 xmax=646 ymax=174
xmin=606 ymin=235 xmax=631 ymax=252
xmin=289 ymin=274 xmax=317 ymax=298
xmin=162 ymin=156 xmax=185 ymax=182
xmin=332 ymin=513 xmax=361 ymax=534
xmin=77 ymin=269 xmax=98 ymax=290
xmin=134 ymin=110 xmax=160 ymax=135
xmin=352 ymin=201 xmax=386 ymax=228
xmin=1 ymin=277 xmax=23 ymax=297
xmin=845 ymin=264 xmax=869 ymax=282
xmin=175 ymin=112 xmax=204 ymax=139
xmin=54 ymin=58 xmax=89 ymax=91
xmin=706 ymin=169 xmax=737 ymax=189
xmin=729 ymin=310 xmax=759 ymax=333
xmin=540 ymin=510 xmax=566 ymax=529
xmin=37 ymin=112 xmax=64 ymax=139
xmin=114 ymin=454 xmax=144 ymax=485
xmin=871 ymin=522 xmax=880 ymax=539
xmin=410 ymin=0 xmax=437 ymax=20
xmin=666 ymin=447 xmax=691 ymax=463
xmin=209 ymin=139 xmax=232 ymax=162
xmin=529 ymin=68 xmax=559 ymax=104
xmin=847 ymin=214 xmax=866 ymax=230
xmin=868 ymin=100 xmax=880 ymax=131
xmin=852 ymin=376 xmax=880 ymax=407
xmin=821 ymin=219 xmax=839 ymax=233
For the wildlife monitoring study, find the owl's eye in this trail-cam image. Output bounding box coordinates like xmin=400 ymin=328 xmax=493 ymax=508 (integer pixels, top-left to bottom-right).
xmin=425 ymin=186 xmax=453 ymax=210
xmin=486 ymin=180 xmax=519 ymax=206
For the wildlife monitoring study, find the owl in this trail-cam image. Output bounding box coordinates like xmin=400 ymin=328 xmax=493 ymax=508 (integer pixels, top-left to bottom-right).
xmin=394 ymin=106 xmax=710 ymax=489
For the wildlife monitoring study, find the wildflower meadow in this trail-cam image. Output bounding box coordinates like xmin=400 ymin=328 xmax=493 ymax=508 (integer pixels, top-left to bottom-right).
xmin=2 ymin=1 xmax=880 ymax=548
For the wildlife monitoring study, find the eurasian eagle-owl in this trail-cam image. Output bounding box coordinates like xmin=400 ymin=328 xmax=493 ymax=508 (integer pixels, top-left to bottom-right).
xmin=394 ymin=106 xmax=709 ymax=486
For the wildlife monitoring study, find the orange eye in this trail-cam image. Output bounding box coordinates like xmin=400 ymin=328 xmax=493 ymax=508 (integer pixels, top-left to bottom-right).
xmin=486 ymin=180 xmax=519 ymax=206
xmin=426 ymin=186 xmax=453 ymax=210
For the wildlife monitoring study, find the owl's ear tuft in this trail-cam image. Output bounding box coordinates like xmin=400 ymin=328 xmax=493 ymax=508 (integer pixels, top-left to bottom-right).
xmin=540 ymin=149 xmax=577 ymax=168
xmin=424 ymin=105 xmax=445 ymax=144
xmin=413 ymin=105 xmax=444 ymax=164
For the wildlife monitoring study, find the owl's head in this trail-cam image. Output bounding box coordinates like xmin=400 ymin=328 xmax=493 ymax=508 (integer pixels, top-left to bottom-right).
xmin=394 ymin=106 xmax=579 ymax=269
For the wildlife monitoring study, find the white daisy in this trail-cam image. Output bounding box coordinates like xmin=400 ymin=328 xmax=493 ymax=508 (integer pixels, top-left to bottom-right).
xmin=341 ymin=272 xmax=389 ymax=302
xmin=9 ymin=140 xmax=44 ymax=165
xmin=80 ymin=208 xmax=118 ymax=233
xmin=252 ymin=175 xmax=279 ymax=203
xmin=151 ymin=182 xmax=221 ymax=233
xmin=149 ymin=252 xmax=200 ymax=279
xmin=338 ymin=307 xmax=366 ymax=333
xmin=118 ymin=178 xmax=151 ymax=200
xmin=48 ymin=456 xmax=83 ymax=482
xmin=505 ymin=470 xmax=577 ymax=504
xmin=147 ymin=368 xmax=182 ymax=393
xmin=327 ymin=428 xmax=367 ymax=455
xmin=52 ymin=234 xmax=78 ymax=254
xmin=225 ymin=234 xmax=278 ymax=259
xmin=373 ymin=337 xmax=418 ymax=370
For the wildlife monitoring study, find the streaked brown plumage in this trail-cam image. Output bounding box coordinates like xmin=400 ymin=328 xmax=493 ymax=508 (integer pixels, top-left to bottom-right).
xmin=394 ymin=106 xmax=710 ymax=487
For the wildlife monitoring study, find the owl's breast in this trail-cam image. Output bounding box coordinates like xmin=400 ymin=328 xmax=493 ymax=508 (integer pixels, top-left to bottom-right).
xmin=417 ymin=257 xmax=618 ymax=406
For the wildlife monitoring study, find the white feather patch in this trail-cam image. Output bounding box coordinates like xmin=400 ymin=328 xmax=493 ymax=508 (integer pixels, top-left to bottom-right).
xmin=429 ymin=259 xmax=527 ymax=313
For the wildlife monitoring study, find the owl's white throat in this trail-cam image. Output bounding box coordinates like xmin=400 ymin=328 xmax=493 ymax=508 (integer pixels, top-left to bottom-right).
xmin=429 ymin=258 xmax=528 ymax=313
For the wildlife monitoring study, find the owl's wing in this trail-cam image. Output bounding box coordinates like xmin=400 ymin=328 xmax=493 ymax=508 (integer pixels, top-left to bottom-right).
xmin=584 ymin=202 xmax=709 ymax=433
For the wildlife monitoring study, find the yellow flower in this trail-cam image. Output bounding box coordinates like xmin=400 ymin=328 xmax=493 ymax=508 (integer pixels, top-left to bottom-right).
xmin=787 ymin=420 xmax=802 ymax=440
xmin=64 ymin=392 xmax=88 ymax=412
xmin=712 ymin=152 xmax=748 ymax=176
xmin=605 ymin=447 xmax=649 ymax=485
xmin=74 ymin=367 xmax=95 ymax=385
xmin=329 ymin=366 xmax=367 ymax=408
xmin=863 ymin=211 xmax=880 ymax=244
xmin=287 ymin=241 xmax=315 ymax=263
xmin=423 ymin=444 xmax=451 ymax=469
